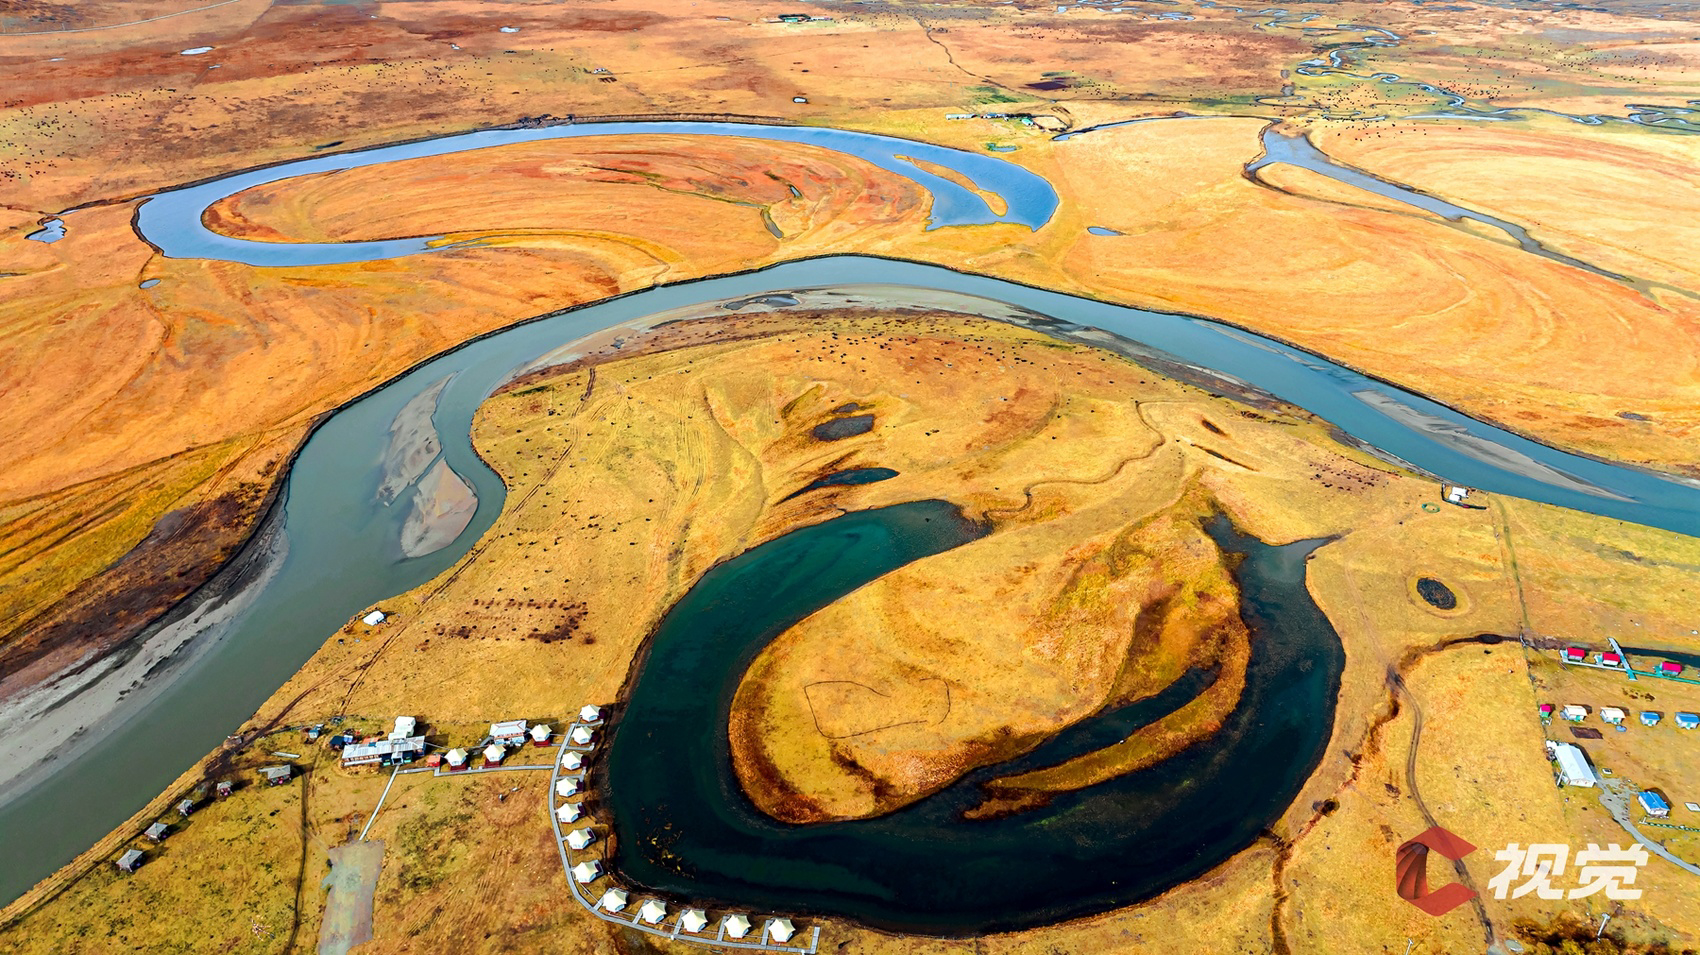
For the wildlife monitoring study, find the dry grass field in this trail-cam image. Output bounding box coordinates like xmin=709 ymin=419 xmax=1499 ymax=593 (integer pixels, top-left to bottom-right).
xmin=8 ymin=309 xmax=1700 ymax=953
xmin=7 ymin=0 xmax=1700 ymax=950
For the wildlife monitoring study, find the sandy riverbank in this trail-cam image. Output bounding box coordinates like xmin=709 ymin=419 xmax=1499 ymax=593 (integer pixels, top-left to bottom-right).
xmin=0 ymin=507 xmax=287 ymax=806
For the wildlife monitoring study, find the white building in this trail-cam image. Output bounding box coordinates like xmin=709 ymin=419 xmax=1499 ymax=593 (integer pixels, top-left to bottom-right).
xmin=571 ymin=860 xmax=601 ymax=883
xmin=1562 ymin=704 xmax=1589 ymax=722
xmin=555 ymin=803 xmax=581 ymax=825
xmin=390 ymin=716 xmax=416 ymax=740
xmin=561 ymin=751 xmax=583 ymax=771
xmin=638 ymin=899 xmax=667 ymax=924
xmin=1554 ymin=742 xmax=1598 ymax=788
xmin=599 ymin=888 xmax=629 ymax=913
xmin=1601 ymin=707 xmax=1627 ymax=725
xmin=768 ymin=918 xmax=797 ymax=943
xmin=1444 ymin=486 xmax=1471 ymax=504
xmin=580 ymin=704 xmax=602 ymax=723
xmin=491 ymin=720 xmax=529 ymax=745
xmin=529 ymin=724 xmax=552 ymax=746
xmin=444 ymin=748 xmax=468 ymax=770
xmin=556 ymin=777 xmax=580 ymax=798
xmin=341 ymin=736 xmax=427 ymax=768
xmin=362 ymin=610 xmax=386 ymax=626
xmin=723 ymin=914 xmax=752 ymax=939
xmin=570 ymin=725 xmax=595 ymax=746
xmin=567 ymin=828 xmax=595 ymax=850
xmin=482 ymin=743 xmax=505 ymax=767
xmin=679 ymin=909 xmax=708 ymax=933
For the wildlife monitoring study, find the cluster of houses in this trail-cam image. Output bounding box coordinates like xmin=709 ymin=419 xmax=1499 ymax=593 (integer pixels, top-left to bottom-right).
xmin=1563 ymin=646 xmax=1687 ymax=677
xmin=1541 ymin=702 xmax=1700 ymax=730
xmin=116 ymin=767 xmax=286 ymax=873
xmin=330 ymin=713 xmax=584 ymax=773
xmin=1544 ymin=740 xmax=1672 ymax=816
xmin=554 ymin=705 xmax=813 ymax=951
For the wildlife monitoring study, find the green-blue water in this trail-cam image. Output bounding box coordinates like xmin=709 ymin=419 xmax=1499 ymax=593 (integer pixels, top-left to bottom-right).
xmin=604 ymin=508 xmax=1343 ymax=934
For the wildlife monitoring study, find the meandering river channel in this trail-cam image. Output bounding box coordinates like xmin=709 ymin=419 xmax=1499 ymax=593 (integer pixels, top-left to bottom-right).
xmin=4 ymin=122 xmax=1699 ymax=911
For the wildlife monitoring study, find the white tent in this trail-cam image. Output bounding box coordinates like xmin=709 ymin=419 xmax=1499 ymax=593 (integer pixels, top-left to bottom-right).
xmin=561 ymin=751 xmax=583 ymax=771
xmin=679 ymin=908 xmax=708 ymax=933
xmin=482 ymin=744 xmax=505 ymax=765
xmin=723 ymin=914 xmax=752 ymax=939
xmin=638 ymin=899 xmax=667 ymax=925
xmin=362 ymin=610 xmax=386 ymax=626
xmin=571 ymin=861 xmax=601 ymax=884
xmin=555 ymin=777 xmax=579 ymax=798
xmin=570 ymin=725 xmax=595 ymax=746
xmin=530 ymin=723 xmax=552 ymax=744
xmin=566 ymin=828 xmax=595 ymax=850
xmin=599 ymin=888 xmax=629 ymax=913
xmin=555 ymin=803 xmax=581 ymax=824
xmin=580 ymin=704 xmax=602 ymax=723
xmin=768 ymin=918 xmax=797 ymax=943
xmin=444 ymin=748 xmax=468 ymax=767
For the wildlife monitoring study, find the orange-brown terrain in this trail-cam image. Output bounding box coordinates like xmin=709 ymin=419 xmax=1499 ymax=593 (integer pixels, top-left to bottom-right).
xmin=7 ymin=0 xmax=1700 ymax=951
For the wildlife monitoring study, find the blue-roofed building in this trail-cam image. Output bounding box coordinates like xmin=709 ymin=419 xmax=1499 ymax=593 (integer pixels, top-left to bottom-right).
xmin=1642 ymin=711 xmax=1662 ymax=727
xmin=1639 ymin=791 xmax=1672 ymax=818
xmin=1677 ymin=712 xmax=1700 ymax=730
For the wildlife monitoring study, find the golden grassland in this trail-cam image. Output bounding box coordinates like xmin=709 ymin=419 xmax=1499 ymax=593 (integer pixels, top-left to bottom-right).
xmin=9 ymin=311 xmax=1700 ymax=954
xmin=10 ymin=0 xmax=1700 ymax=724
xmin=8 ymin=0 xmax=1700 ymax=950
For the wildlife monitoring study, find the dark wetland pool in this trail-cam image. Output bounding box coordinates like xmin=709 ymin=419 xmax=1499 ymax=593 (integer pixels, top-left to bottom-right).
xmin=603 ymin=507 xmax=1342 ymax=934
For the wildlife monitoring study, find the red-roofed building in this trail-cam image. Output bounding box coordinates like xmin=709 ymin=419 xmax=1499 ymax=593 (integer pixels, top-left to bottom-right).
xmin=1564 ymin=648 xmax=1586 ymax=662
xmin=1601 ymin=652 xmax=1623 ymax=667
xmin=1661 ymin=661 xmax=1684 ymax=675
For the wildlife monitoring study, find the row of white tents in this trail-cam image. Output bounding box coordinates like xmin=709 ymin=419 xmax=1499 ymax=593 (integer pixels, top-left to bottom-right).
xmin=555 ymin=703 xmax=803 ymax=947
xmin=571 ymin=861 xmax=797 ymax=943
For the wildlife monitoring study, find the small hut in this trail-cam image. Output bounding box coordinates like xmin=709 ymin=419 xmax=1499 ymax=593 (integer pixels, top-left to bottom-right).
xmin=145 ymin=822 xmax=169 ymax=842
xmin=362 ymin=610 xmax=386 ymax=626
xmin=555 ymin=803 xmax=582 ymax=825
xmin=561 ymin=751 xmax=583 ymax=771
xmin=768 ymin=918 xmax=797 ymax=943
xmin=679 ymin=909 xmax=708 ymax=934
xmin=529 ymin=724 xmax=552 ymax=747
xmin=571 ymin=860 xmax=601 ymax=884
xmin=569 ymin=725 xmax=595 ymax=746
xmin=580 ymin=704 xmax=603 ymax=723
xmin=566 ymin=828 xmax=595 ymax=850
xmin=216 ymin=780 xmax=233 ymax=798
xmin=117 ymin=849 xmax=144 ymax=873
xmin=482 ymin=743 xmax=505 ymax=768
xmin=445 ymin=748 xmax=469 ymax=771
xmin=723 ymin=914 xmax=752 ymax=939
xmin=176 ymin=798 xmax=196 ymax=818
xmin=638 ymin=899 xmax=667 ymax=924
xmin=555 ymin=777 xmax=580 ymax=798
xmin=260 ymin=765 xmax=293 ymax=786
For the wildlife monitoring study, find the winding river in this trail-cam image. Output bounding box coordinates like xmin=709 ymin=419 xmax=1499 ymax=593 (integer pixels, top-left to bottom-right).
xmin=5 ymin=121 xmax=1700 ymax=911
